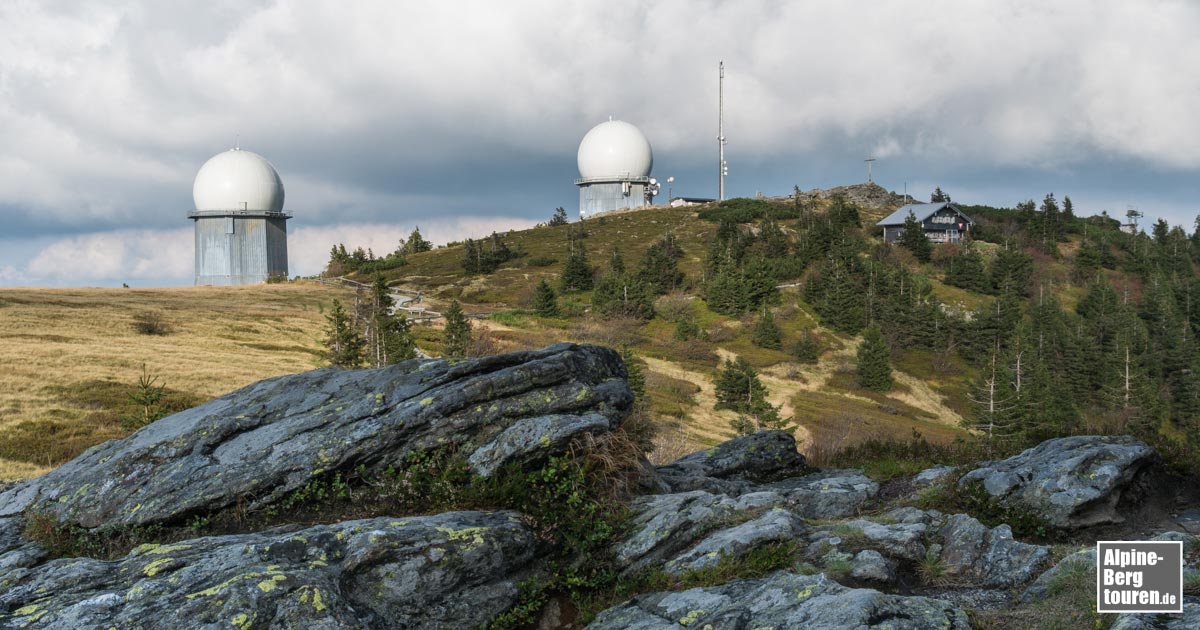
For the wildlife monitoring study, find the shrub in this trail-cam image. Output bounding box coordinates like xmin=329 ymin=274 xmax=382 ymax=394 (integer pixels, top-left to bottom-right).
xmin=698 ymin=198 xmax=801 ymax=223
xmin=131 ymin=311 xmax=171 ymax=335
xmin=526 ymin=256 xmax=558 ymax=267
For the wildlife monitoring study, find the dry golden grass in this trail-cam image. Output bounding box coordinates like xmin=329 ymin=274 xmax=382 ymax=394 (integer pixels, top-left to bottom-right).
xmin=0 ymin=283 xmax=346 ymax=479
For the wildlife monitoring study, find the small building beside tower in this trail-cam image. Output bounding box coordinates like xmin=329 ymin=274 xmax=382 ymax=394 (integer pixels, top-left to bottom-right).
xmin=189 ymin=147 xmax=290 ymax=285
xmin=575 ymin=119 xmax=659 ymax=218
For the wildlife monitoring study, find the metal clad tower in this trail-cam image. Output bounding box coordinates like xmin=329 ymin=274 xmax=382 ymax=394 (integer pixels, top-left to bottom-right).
xmin=575 ymin=119 xmax=658 ymax=218
xmin=189 ymin=147 xmax=290 ymax=285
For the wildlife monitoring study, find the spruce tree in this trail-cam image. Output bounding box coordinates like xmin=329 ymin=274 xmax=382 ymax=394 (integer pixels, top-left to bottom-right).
xmin=324 ymin=299 xmax=365 ymax=368
xmin=403 ymin=227 xmax=432 ymax=254
xmin=443 ymin=299 xmax=472 ymax=359
xmin=548 ymin=207 xmax=569 ymax=226
xmin=856 ymin=324 xmax=893 ymax=391
xmin=621 ymin=347 xmax=646 ymax=407
xmin=636 ymin=233 xmax=685 ymax=295
xmin=462 ymin=239 xmax=479 ymax=274
xmin=608 ymin=248 xmax=626 ymax=276
xmin=793 ymin=329 xmax=820 ymax=363
xmin=533 ymin=279 xmax=559 ymax=317
xmin=714 ymin=356 xmax=785 ymax=433
xmin=752 ymin=308 xmax=782 ymax=350
xmin=560 ymin=241 xmax=594 ymax=292
xmin=899 ymin=211 xmax=932 ymax=263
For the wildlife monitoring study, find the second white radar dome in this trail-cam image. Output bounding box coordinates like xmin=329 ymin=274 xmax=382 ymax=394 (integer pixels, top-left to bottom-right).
xmin=576 ymin=120 xmax=653 ymax=180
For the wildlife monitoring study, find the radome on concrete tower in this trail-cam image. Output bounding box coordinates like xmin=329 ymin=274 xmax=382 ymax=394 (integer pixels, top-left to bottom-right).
xmin=575 ymin=119 xmax=659 ymax=218
xmin=189 ymin=147 xmax=290 ymax=285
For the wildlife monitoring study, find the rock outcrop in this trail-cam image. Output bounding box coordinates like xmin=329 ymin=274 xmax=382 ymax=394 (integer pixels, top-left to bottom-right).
xmin=654 ymin=430 xmax=808 ymax=494
xmin=586 ymin=571 xmax=970 ymax=629
xmin=937 ymin=514 xmax=1050 ymax=588
xmin=0 ymin=343 xmax=632 ymax=530
xmin=615 ymin=470 xmax=877 ymax=575
xmin=958 ymin=435 xmax=1155 ymax=528
xmin=0 ymin=511 xmax=538 ymax=629
xmin=0 ymin=343 xmax=1182 ymax=628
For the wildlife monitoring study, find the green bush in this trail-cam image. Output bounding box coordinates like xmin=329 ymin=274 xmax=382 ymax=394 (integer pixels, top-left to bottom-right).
xmin=698 ymin=198 xmax=801 ymax=223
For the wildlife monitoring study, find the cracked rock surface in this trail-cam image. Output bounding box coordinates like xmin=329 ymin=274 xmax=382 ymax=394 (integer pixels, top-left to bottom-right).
xmin=0 ymin=343 xmax=631 ymax=530
xmin=0 ymin=511 xmax=538 ymax=630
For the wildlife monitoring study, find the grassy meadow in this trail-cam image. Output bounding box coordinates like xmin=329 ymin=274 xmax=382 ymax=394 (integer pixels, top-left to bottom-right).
xmin=0 ymin=283 xmax=347 ymax=479
xmin=0 ymin=202 xmax=984 ymax=481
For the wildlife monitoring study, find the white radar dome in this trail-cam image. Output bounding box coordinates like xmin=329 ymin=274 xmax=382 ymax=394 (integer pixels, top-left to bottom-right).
xmin=193 ymin=148 xmax=285 ymax=212
xmin=577 ymin=120 xmax=653 ymax=180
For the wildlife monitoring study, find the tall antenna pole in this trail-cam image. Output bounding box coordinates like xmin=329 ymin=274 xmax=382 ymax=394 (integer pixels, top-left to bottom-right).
xmin=864 ymin=157 xmax=876 ymax=183
xmin=718 ymin=61 xmax=726 ymax=201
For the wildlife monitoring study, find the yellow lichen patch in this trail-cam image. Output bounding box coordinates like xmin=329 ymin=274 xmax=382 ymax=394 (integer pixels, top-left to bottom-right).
xmin=148 ymin=544 xmax=192 ymax=555
xmin=420 ymin=397 xmax=434 ymax=406
xmin=132 ymin=543 xmax=161 ymax=555
xmin=296 ymin=586 xmax=327 ymax=613
xmin=22 ymin=609 xmax=48 ymax=625
xmin=256 ymin=574 xmax=287 ymax=593
xmin=796 ymin=584 xmax=814 ymax=600
xmin=231 ymin=611 xmax=256 ymax=629
xmin=142 ymin=557 xmax=177 ymax=577
xmin=13 ymin=604 xmax=38 ymax=616
xmin=185 ymin=573 xmax=262 ymax=599
xmin=679 ymin=609 xmax=707 ymax=626
xmin=436 ymin=526 xmax=487 ymax=547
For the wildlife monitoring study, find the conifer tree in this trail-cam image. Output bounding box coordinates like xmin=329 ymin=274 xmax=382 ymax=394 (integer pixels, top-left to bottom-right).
xmin=898 ymin=211 xmax=932 ymax=263
xmin=621 ymin=347 xmax=646 ymax=407
xmin=714 ymin=356 xmax=785 ymax=434
xmin=966 ymin=342 xmax=1017 ymax=451
xmin=752 ymin=308 xmax=782 ymax=350
xmin=793 ymin=329 xmax=820 ymax=363
xmin=608 ymin=248 xmax=626 ymax=276
xmin=403 ymin=227 xmax=432 ymax=255
xmin=856 ymin=324 xmax=893 ymax=391
xmin=364 ymin=275 xmax=409 ymax=367
xmin=704 ymin=263 xmax=749 ymax=316
xmin=548 ymin=207 xmax=569 ymax=226
xmin=636 ymin=232 xmax=685 ymax=295
xmin=324 ymin=299 xmax=365 ymax=368
xmin=560 ymin=241 xmax=594 ymax=292
xmin=461 ymin=238 xmax=481 ymax=274
xmin=443 ymin=299 xmax=472 ymax=359
xmin=533 ymin=279 xmax=559 ymax=317
xmin=944 ymin=246 xmax=989 ymax=293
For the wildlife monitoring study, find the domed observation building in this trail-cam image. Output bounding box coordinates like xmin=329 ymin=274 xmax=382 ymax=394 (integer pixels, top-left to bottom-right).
xmin=575 ymin=119 xmax=659 ymax=218
xmin=189 ymin=147 xmax=290 ymax=285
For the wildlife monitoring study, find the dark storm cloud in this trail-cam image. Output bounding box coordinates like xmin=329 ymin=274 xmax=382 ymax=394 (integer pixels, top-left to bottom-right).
xmin=0 ymin=0 xmax=1198 ymax=285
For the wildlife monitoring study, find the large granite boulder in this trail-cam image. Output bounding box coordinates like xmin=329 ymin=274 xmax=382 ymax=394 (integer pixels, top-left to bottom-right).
xmin=937 ymin=513 xmax=1050 ymax=588
xmin=0 ymin=343 xmax=632 ymax=529
xmin=585 ymin=571 xmax=970 ymax=629
xmin=1111 ymin=601 xmax=1200 ymax=629
xmin=655 ymin=430 xmax=808 ymax=494
xmin=0 ymin=511 xmax=538 ymax=630
xmin=662 ymin=508 xmax=802 ymax=576
xmin=614 ymin=470 xmax=876 ymax=575
xmin=958 ymin=435 xmax=1155 ymax=529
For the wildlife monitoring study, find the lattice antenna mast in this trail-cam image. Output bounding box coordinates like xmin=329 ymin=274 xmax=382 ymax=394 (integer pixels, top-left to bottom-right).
xmin=718 ymin=61 xmax=727 ymax=201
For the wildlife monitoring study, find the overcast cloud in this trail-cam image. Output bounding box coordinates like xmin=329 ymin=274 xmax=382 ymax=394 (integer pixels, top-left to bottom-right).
xmin=1 ymin=0 xmax=1197 ymax=286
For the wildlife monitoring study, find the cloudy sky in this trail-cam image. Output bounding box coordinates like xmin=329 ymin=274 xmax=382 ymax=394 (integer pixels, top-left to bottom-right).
xmin=1 ymin=0 xmax=1198 ymax=286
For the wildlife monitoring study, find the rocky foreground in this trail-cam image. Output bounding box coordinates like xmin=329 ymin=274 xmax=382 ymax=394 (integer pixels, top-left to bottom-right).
xmin=1 ymin=344 xmax=1197 ymax=629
